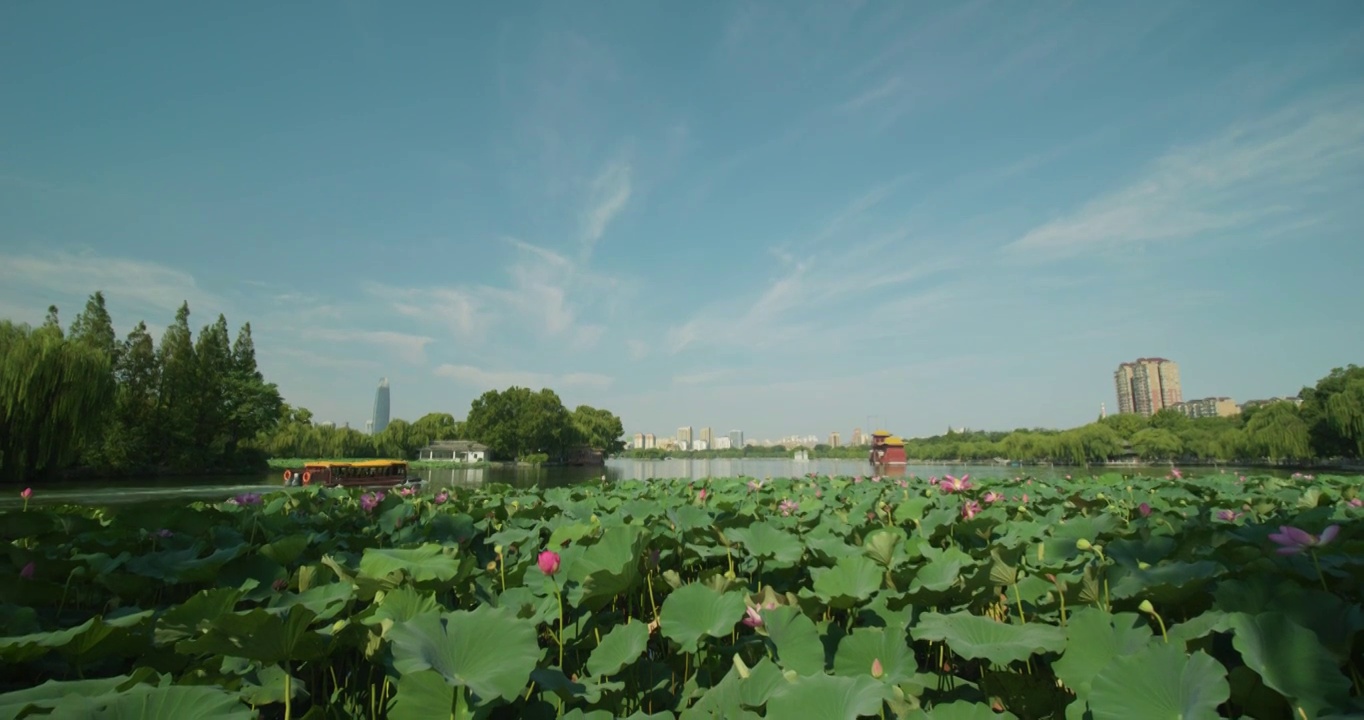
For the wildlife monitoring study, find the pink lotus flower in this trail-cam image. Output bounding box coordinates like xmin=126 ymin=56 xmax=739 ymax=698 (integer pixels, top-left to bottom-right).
xmin=778 ymin=499 xmax=798 ymax=517
xmin=961 ymin=500 xmax=982 ymax=520
xmin=982 ymin=491 xmax=1003 ymax=504
xmin=1268 ymin=525 xmax=1339 ymax=556
xmin=1138 ymin=502 xmax=1152 ymax=517
xmin=940 ymin=475 xmax=972 ymax=493
xmin=538 ymin=550 xmax=561 ymax=576
xmin=1348 ymin=498 xmax=1363 ymax=508
xmin=871 ymin=658 xmax=884 ymax=679
xmin=697 ymin=489 xmax=707 ymax=501
xmin=20 ymin=487 xmax=32 ymax=500
xmin=433 ymin=492 xmax=449 ymax=505
xmin=741 ymin=606 xmax=764 ymax=628
xmin=1215 ymin=509 xmax=1243 ymax=522
xmin=1171 ymin=468 xmax=1183 ymax=479
xmin=20 ymin=562 xmax=35 ymax=580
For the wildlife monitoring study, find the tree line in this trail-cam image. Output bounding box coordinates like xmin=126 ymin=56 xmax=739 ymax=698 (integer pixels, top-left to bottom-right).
xmin=1 ymin=293 xmax=284 ymax=483
xmin=621 ymin=365 xmax=1364 ymax=466
xmin=253 ymin=387 xmax=627 ymax=463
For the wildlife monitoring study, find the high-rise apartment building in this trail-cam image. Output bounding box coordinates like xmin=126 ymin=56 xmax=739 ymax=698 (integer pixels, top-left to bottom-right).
xmin=371 ymin=378 xmax=391 ymax=433
xmin=1114 ymin=358 xmax=1182 ymax=416
xmin=700 ymin=427 xmax=714 ymax=447
xmin=829 ymin=431 xmax=841 ymax=447
xmin=644 ymin=433 xmax=656 ymax=449
xmin=677 ymin=426 xmax=693 ymax=451
xmin=728 ymin=430 xmax=744 ymax=449
xmin=851 ymin=427 xmax=864 ymax=446
xmin=1170 ymin=397 xmax=1240 ymax=419
xmin=632 ymin=432 xmax=644 ymax=449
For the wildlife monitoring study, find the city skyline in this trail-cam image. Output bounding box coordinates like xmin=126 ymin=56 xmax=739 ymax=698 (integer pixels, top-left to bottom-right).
xmin=371 ymin=378 xmax=391 ymax=435
xmin=1 ymin=3 xmax=1360 ymax=439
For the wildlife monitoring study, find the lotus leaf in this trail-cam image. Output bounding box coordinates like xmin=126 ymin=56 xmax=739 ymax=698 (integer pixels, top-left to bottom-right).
xmin=910 ymin=612 xmax=1065 ymax=666
xmin=388 ymin=605 xmax=540 ymax=704
xmin=1086 ymin=642 xmax=1228 ymax=720
xmin=659 ymin=583 xmax=747 ymax=653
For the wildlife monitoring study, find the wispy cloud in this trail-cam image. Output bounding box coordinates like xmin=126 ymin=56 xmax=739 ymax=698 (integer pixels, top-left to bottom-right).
xmin=0 ymin=249 xmax=222 ymax=324
xmin=1004 ymin=88 xmax=1364 ymax=259
xmin=581 ymin=158 xmax=633 ymax=256
xmin=673 ymin=369 xmax=734 ymax=385
xmin=301 ymin=328 xmax=434 ymax=364
xmin=625 ymin=339 xmax=651 ymax=361
xmin=434 ymin=363 xmax=613 ymax=391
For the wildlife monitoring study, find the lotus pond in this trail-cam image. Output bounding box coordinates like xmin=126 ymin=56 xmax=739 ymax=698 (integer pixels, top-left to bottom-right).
xmin=2 ymin=472 xmax=1362 ymax=719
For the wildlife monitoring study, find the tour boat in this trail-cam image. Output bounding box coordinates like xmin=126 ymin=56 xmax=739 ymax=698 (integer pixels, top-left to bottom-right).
xmin=282 ymin=460 xmax=423 ymax=489
xmin=868 ymin=430 xmax=908 ymax=467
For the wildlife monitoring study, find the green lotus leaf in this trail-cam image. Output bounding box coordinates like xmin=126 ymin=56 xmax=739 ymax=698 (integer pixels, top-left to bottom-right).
xmin=725 ymin=522 xmax=805 ymax=564
xmin=358 ymin=544 xmax=463 ymax=584
xmin=910 ymin=612 xmax=1065 ymax=666
xmin=1229 ymin=611 xmax=1351 ymax=717
xmin=908 ymin=700 xmax=1019 ymax=719
xmin=812 ymin=555 xmax=884 ymax=608
xmin=765 ymin=673 xmax=886 ymax=720
xmin=908 ymin=547 xmax=973 ymax=594
xmin=364 ymin=586 xmax=440 ymax=634
xmin=1086 ymin=642 xmax=1228 ymax=720
xmin=586 ymin=620 xmax=650 ymax=678
xmin=762 ymin=605 xmax=826 ymax=676
xmin=832 ymin=624 xmax=914 ymax=685
xmin=90 ymin=684 xmax=254 ymax=720
xmin=1050 ymin=608 xmax=1152 ymax=699
xmin=272 ymin=580 xmax=355 ymax=620
xmin=388 ymin=606 xmax=541 ymax=704
xmin=1108 ymin=560 xmax=1222 ymax=600
xmin=738 ymin=656 xmax=789 ymax=708
xmin=154 ymin=588 xmax=243 ymax=645
xmin=566 ymin=524 xmax=648 ymax=610
xmin=658 ymin=583 xmax=747 ymax=653
xmin=258 ymin=532 xmax=311 ymax=565
xmin=863 ymin=527 xmax=906 ymax=569
xmin=176 ymin=604 xmax=327 ymax=664
xmin=0 ymin=670 xmax=159 ymax=720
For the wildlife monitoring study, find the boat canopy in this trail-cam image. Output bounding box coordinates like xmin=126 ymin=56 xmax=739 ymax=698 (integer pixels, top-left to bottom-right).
xmin=884 ymin=436 xmax=905 ymax=446
xmin=871 ymin=430 xmax=892 ymax=437
xmin=303 ymin=459 xmax=407 ymax=468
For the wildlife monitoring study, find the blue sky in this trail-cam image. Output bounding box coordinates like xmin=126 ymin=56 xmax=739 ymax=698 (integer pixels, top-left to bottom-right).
xmin=2 ymin=1 xmax=1362 ymax=441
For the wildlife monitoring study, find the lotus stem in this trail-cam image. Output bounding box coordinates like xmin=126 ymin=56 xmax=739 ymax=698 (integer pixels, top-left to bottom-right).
xmin=646 ymin=570 xmax=659 ymax=622
xmin=555 ymin=583 xmax=565 ymax=668
xmin=283 ymin=661 xmax=293 ymax=720
xmin=1310 ymin=551 xmax=1329 ymax=593
xmin=1011 ymin=581 xmax=1026 ymax=624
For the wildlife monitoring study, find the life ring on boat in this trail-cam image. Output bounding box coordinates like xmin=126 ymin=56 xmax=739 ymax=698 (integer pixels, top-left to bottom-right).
xmin=283 ymin=470 xmax=293 ymax=483
xmin=302 ymin=472 xmax=312 ymax=485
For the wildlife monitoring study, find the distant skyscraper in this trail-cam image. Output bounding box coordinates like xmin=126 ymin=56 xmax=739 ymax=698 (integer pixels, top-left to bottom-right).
xmin=700 ymin=427 xmax=714 ymax=447
xmin=677 ymin=426 xmax=693 ymax=450
xmin=728 ymin=430 xmax=744 ymax=449
xmin=371 ymin=378 xmax=391 ymax=433
xmin=1114 ymin=359 xmax=1182 ymax=416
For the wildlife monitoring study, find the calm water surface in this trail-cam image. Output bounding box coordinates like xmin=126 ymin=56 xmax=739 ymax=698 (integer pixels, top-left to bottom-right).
xmin=2 ymin=458 xmax=1343 ymax=508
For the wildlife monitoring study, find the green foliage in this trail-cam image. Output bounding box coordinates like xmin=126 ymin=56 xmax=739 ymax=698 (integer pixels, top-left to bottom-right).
xmin=3 ymin=470 xmax=1362 ymax=717
xmin=1 ymin=294 xmax=284 ymax=482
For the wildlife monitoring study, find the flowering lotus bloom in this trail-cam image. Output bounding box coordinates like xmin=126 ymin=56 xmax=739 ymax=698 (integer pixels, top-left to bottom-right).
xmin=20 ymin=488 xmax=32 ymax=500
xmin=747 ymin=481 xmax=760 ymax=492
xmin=1348 ymin=498 xmax=1363 ymax=508
xmin=928 ymin=476 xmax=939 ymax=485
xmin=1138 ymin=502 xmax=1152 ymax=517
xmin=698 ymin=489 xmax=707 ymax=501
xmin=1269 ymin=525 xmax=1339 ymax=555
xmin=961 ymin=500 xmax=982 ymax=520
xmin=433 ymin=492 xmax=449 ymax=505
xmin=538 ymin=550 xmax=561 ymax=576
xmin=397 ymin=487 xmax=415 ymax=497
xmin=359 ymin=492 xmax=386 ymax=512
xmin=778 ymin=499 xmax=798 ymax=517
xmin=982 ymin=491 xmax=1003 ymax=504
xmin=1215 ymin=509 xmax=1243 ymax=522
xmin=20 ymin=562 xmax=35 ymax=580
xmin=1171 ymin=468 xmax=1183 ymax=479
xmin=741 ymin=606 xmax=764 ymax=628
xmin=230 ymin=493 xmax=262 ymax=506
xmin=941 ymin=475 xmax=972 ymax=493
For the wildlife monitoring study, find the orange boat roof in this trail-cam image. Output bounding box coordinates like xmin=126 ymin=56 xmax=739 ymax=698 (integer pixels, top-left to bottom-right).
xmin=304 ymin=459 xmax=407 ymax=469
xmin=884 ymin=436 xmax=905 ymax=446
xmin=871 ymin=430 xmax=892 ymax=436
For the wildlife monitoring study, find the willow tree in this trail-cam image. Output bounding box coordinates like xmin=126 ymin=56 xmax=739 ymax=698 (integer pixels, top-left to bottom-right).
xmin=0 ymin=321 xmax=115 ymax=482
xmin=1244 ymin=401 xmax=1312 ymax=463
xmin=1325 ymin=378 xmax=1364 ymax=457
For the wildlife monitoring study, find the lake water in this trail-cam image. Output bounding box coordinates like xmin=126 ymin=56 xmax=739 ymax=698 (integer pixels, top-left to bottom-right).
xmin=0 ymin=458 xmax=1340 ymax=509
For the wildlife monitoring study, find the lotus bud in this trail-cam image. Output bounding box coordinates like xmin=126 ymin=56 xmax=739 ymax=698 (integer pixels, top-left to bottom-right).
xmin=485 ymin=560 xmax=497 ymax=572
xmin=871 ymin=658 xmax=885 ymax=679
xmin=1138 ymin=561 xmax=1151 ymax=570
xmin=1096 ymin=493 xmax=1106 ymax=500
xmin=1138 ymin=599 xmax=1155 ymax=615
xmin=494 ymin=544 xmax=503 ymax=556
xmin=1075 ymin=538 xmax=1092 ymax=551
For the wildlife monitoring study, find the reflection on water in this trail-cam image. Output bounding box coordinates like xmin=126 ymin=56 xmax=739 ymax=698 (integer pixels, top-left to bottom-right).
xmin=0 ymin=458 xmax=1313 ymax=508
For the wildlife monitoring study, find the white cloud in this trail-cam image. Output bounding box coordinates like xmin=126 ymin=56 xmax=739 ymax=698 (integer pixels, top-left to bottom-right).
xmin=301 ymin=328 xmax=434 ymax=364
xmin=434 ymin=363 xmax=613 ymax=391
xmin=673 ymin=369 xmax=734 ymax=385
xmin=625 ymin=339 xmax=650 ymax=360
xmin=0 ymin=249 xmax=221 ymax=321
xmin=1005 ymin=88 xmax=1364 ymax=259
xmin=664 ymin=179 xmax=971 ymax=355
xmin=581 ymin=159 xmax=633 ymax=254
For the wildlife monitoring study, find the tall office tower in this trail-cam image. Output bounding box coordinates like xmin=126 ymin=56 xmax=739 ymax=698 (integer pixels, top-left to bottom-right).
xmin=851 ymin=427 xmax=864 ymax=446
xmin=1114 ymin=358 xmax=1182 ymax=416
xmin=644 ymin=433 xmax=657 ymax=449
xmin=700 ymin=427 xmax=714 ymax=447
xmin=677 ymin=426 xmax=693 ymax=451
xmin=372 ymin=377 xmax=391 ymax=433
xmin=728 ymin=430 xmax=744 ymax=449
xmin=829 ymin=431 xmax=841 ymax=447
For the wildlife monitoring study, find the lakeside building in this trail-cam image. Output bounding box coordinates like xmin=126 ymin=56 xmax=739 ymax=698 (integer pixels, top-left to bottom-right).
xmin=728 ymin=430 xmax=744 ymax=448
xmin=371 ymin=378 xmax=390 ymax=434
xmin=418 ymin=440 xmax=489 ymax=462
xmin=1170 ymin=396 xmax=1240 ymax=419
xmin=1114 ymin=358 xmax=1182 ymax=416
xmin=829 ymin=431 xmax=841 ymax=447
